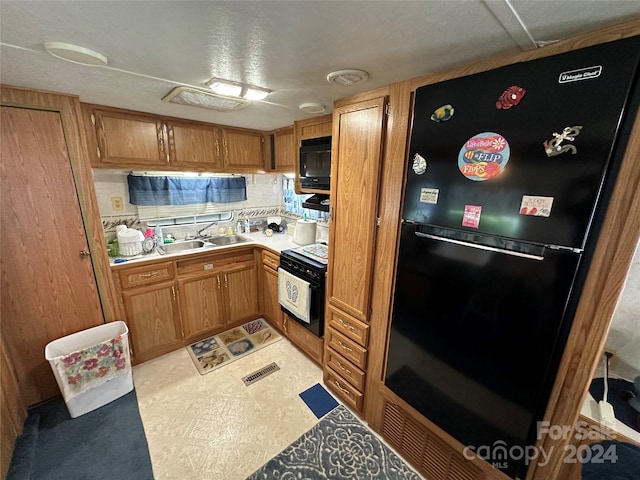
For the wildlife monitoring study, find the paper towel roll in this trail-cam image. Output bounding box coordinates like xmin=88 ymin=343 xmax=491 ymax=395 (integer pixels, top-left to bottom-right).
xmin=293 ymin=219 xmax=317 ymax=246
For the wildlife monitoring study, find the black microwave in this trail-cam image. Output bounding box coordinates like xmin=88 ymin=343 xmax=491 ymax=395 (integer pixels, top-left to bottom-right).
xmin=299 ymin=136 xmax=331 ymax=191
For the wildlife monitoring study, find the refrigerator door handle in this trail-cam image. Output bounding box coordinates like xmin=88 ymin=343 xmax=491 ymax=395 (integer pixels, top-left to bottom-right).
xmin=415 ymin=232 xmax=545 ymax=261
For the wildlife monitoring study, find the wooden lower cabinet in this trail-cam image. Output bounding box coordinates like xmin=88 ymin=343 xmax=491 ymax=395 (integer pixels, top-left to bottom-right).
xmin=117 ymin=248 xmax=260 ymax=363
xmin=178 ymin=274 xmax=225 ymax=341
xmin=260 ymin=250 xmax=282 ymax=328
xmin=225 ymin=263 xmax=260 ymax=323
xmin=122 ymin=280 xmax=183 ymax=362
xmin=283 ymin=314 xmax=323 ymax=365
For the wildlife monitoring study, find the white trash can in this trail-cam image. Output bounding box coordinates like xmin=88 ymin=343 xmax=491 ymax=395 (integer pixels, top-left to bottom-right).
xmin=45 ymin=321 xmax=133 ymax=418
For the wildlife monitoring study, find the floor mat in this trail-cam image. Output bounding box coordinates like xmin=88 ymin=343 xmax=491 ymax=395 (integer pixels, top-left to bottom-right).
xmin=299 ymin=383 xmax=338 ymax=418
xmin=186 ymin=318 xmax=281 ymax=374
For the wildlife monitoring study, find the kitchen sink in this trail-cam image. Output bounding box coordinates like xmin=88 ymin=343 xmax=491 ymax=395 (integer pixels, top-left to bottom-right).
xmin=160 ymin=239 xmax=212 ymax=254
xmin=159 ymin=235 xmax=249 ymax=254
xmin=206 ymin=234 xmax=249 ymax=246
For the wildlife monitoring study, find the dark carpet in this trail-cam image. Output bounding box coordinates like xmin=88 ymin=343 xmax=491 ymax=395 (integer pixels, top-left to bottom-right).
xmin=246 ymin=404 xmax=421 ymax=480
xmin=590 ymin=377 xmax=640 ymax=432
xmin=7 ymin=389 xmax=153 ymax=480
xmin=581 ymin=440 xmax=640 ymax=480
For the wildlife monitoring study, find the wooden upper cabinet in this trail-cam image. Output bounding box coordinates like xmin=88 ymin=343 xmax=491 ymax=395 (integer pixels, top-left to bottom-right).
xmin=87 ymin=107 xmax=168 ymax=167
xmin=296 ymin=114 xmax=332 ymax=141
xmin=272 ymin=126 xmax=296 ymax=171
xmin=166 ymin=120 xmax=222 ymax=169
xmin=326 ymin=97 xmax=386 ymax=322
xmin=221 ymin=127 xmax=266 ymax=170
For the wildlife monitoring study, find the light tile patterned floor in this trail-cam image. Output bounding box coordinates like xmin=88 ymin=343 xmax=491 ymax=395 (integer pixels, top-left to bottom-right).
xmin=133 ymin=336 xmax=325 ymax=480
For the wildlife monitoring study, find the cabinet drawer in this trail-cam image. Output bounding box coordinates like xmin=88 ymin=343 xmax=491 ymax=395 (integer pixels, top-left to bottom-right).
xmin=327 ymin=306 xmax=369 ymax=347
xmin=324 ymin=367 xmax=363 ymax=413
xmin=285 ymin=315 xmax=323 ymax=365
xmin=262 ymin=250 xmax=279 ymax=271
xmin=325 ymin=327 xmax=367 ymax=369
xmin=118 ymin=262 xmax=175 ymax=288
xmin=177 ymin=250 xmax=254 ymax=276
xmin=325 ymin=347 xmax=365 ymax=391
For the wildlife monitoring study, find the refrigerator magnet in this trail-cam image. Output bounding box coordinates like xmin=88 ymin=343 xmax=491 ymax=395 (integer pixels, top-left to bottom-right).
xmin=520 ymin=195 xmax=554 ymax=217
xmin=458 ymin=132 xmax=510 ymax=181
xmin=430 ymin=104 xmax=454 ymax=122
xmin=543 ymin=126 xmax=583 ymax=157
xmin=462 ymin=205 xmax=482 ymax=229
xmin=496 ymin=86 xmax=526 ymax=109
xmin=419 ymin=188 xmax=439 ymax=204
xmin=412 ymin=153 xmax=428 ymax=175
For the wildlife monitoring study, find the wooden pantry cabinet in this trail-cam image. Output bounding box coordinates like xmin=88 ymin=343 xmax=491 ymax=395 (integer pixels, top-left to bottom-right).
xmin=82 ymin=104 xmax=266 ymax=172
xmin=114 ymin=249 xmax=259 ymax=363
xmin=323 ymin=95 xmax=387 ymax=412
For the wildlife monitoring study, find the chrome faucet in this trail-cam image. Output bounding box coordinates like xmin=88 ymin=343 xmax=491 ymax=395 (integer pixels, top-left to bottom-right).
xmin=196 ymin=221 xmax=218 ymax=238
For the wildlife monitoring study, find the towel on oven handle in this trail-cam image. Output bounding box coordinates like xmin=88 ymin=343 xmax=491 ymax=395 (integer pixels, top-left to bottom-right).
xmin=278 ymin=267 xmax=311 ymax=324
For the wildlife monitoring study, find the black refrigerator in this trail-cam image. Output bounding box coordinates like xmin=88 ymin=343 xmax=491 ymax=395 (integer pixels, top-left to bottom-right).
xmin=385 ymin=37 xmax=640 ymax=479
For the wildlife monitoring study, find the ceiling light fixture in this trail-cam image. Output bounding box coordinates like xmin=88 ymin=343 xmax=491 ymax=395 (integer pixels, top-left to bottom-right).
xmin=206 ymin=78 xmax=271 ymax=101
xmin=44 ymin=41 xmax=108 ymax=66
xmin=162 ymin=87 xmax=250 ymax=112
xmin=326 ymin=69 xmax=369 ymax=86
xmin=299 ymin=103 xmax=326 ymax=114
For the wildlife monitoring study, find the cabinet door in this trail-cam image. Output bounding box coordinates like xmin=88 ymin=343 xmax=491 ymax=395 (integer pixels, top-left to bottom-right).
xmin=122 ymin=281 xmax=182 ymax=362
xmin=224 ymin=264 xmax=259 ymax=324
xmin=178 ymin=274 xmax=225 ymax=341
xmin=261 ymin=265 xmax=280 ymax=325
xmin=222 ymin=128 xmax=265 ymax=170
xmin=166 ymin=120 xmax=222 ymax=169
xmin=92 ymin=109 xmax=167 ymax=167
xmin=273 ymin=127 xmax=296 ymax=171
xmin=327 ymin=97 xmax=386 ymax=322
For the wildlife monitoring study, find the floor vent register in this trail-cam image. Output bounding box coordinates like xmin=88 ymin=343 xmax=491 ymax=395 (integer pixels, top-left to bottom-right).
xmin=242 ymin=362 xmax=280 ymax=386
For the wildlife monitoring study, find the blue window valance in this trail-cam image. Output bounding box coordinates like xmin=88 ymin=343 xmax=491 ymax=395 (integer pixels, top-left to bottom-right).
xmin=127 ymin=175 xmax=247 ymax=206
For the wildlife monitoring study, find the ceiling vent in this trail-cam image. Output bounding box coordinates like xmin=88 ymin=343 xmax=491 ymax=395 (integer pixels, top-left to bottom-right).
xmin=326 ymin=69 xmax=369 ymax=86
xmin=162 ymin=86 xmax=250 ymax=112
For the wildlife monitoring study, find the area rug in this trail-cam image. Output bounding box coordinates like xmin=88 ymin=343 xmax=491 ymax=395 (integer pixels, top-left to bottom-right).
xmin=187 ymin=318 xmax=281 ymax=375
xmin=299 ymin=383 xmax=338 ymax=419
xmin=246 ymin=404 xmax=422 ymax=480
xmin=7 ymin=389 xmax=153 ymax=480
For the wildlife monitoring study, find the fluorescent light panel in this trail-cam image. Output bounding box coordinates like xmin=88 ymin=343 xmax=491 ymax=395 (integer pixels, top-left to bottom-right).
xmin=206 ymin=78 xmax=271 ymax=101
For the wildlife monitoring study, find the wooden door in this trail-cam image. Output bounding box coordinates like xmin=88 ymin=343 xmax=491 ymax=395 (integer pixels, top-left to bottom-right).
xmin=273 ymin=127 xmax=296 ymax=171
xmin=224 ymin=264 xmax=259 ymax=324
xmin=122 ymin=282 xmax=182 ymax=362
xmin=178 ymin=274 xmax=225 ymax=341
xmin=327 ymin=97 xmax=386 ymax=322
xmin=166 ymin=121 xmax=222 ymax=169
xmin=222 ymin=128 xmax=265 ymax=170
xmin=92 ymin=109 xmax=167 ymax=167
xmin=1 ymin=106 xmax=104 ymax=406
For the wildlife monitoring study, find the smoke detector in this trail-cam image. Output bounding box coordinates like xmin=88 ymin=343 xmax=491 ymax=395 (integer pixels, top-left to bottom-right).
xmin=162 ymin=86 xmax=250 ymax=112
xmin=326 ymin=69 xmax=369 ymax=86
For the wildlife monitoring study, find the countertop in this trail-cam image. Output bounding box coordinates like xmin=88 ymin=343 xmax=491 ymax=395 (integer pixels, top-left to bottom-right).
xmin=109 ymin=231 xmax=300 ymax=269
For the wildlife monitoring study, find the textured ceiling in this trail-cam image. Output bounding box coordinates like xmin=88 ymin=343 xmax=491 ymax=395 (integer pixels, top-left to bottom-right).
xmin=1 ymin=1 xmax=639 ymax=131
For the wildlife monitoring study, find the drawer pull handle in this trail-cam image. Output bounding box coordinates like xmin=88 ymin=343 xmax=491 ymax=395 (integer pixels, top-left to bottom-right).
xmin=335 ymin=361 xmax=352 ymax=375
xmin=334 ymin=380 xmax=350 ymax=395
xmin=337 ymin=341 xmax=353 ymax=353
xmin=216 ymin=276 xmax=221 ymax=289
xmin=337 ymin=319 xmax=355 ymax=331
xmin=139 ymin=271 xmax=160 ymax=278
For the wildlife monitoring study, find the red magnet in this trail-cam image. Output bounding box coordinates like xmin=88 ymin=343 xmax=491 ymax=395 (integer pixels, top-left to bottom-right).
xmin=496 ymin=86 xmax=526 ymax=109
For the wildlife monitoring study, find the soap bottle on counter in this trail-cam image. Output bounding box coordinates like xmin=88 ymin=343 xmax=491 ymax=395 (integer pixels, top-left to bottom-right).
xmin=154 ymin=225 xmax=163 ymax=245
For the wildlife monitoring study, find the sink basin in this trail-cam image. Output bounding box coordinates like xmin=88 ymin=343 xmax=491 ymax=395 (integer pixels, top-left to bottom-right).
xmin=160 ymin=239 xmax=211 ymax=254
xmin=207 ymin=234 xmax=249 ymax=246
